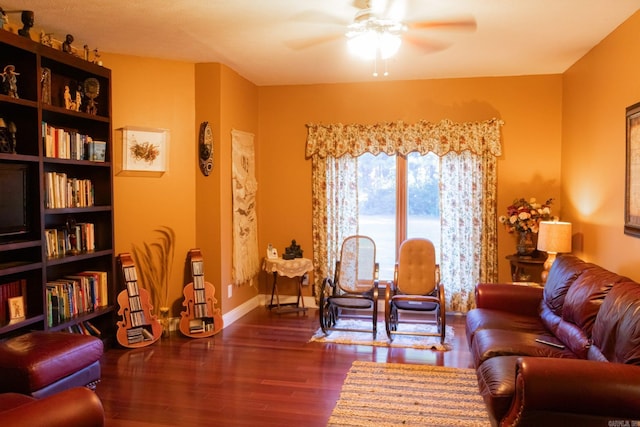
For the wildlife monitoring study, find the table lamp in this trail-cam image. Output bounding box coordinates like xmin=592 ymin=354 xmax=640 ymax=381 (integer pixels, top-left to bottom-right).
xmin=537 ymin=221 xmax=572 ymax=284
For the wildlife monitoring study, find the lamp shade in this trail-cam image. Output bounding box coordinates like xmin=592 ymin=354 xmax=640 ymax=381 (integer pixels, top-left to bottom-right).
xmin=537 ymin=221 xmax=572 ymax=253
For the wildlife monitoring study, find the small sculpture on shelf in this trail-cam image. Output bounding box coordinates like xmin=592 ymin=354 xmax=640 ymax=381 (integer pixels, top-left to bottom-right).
xmin=0 ymin=8 xmax=8 ymax=30
xmin=41 ymin=68 xmax=51 ymax=104
xmin=283 ymin=240 xmax=303 ymax=260
xmin=63 ymin=85 xmax=76 ymax=110
xmin=1 ymin=65 xmax=19 ymax=98
xmin=62 ymin=34 xmax=74 ymax=54
xmin=40 ymin=31 xmax=53 ymax=47
xmin=0 ymin=118 xmax=17 ymax=154
xmin=18 ymin=10 xmax=34 ymax=39
xmin=84 ymin=78 xmax=100 ymax=115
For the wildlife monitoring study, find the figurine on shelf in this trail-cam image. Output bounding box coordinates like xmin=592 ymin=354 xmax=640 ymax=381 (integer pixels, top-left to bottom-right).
xmin=40 ymin=31 xmax=53 ymax=47
xmin=62 ymin=34 xmax=74 ymax=54
xmin=41 ymin=67 xmax=51 ymax=104
xmin=84 ymin=78 xmax=100 ymax=115
xmin=283 ymin=240 xmax=303 ymax=260
xmin=0 ymin=118 xmax=12 ymax=153
xmin=0 ymin=8 xmax=8 ymax=30
xmin=1 ymin=65 xmax=19 ymax=98
xmin=18 ymin=10 xmax=34 ymax=39
xmin=92 ymin=48 xmax=102 ymax=66
xmin=75 ymin=84 xmax=83 ymax=112
xmin=64 ymin=85 xmax=77 ymax=110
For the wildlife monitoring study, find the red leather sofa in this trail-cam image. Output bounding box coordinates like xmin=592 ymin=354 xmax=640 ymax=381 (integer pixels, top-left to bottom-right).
xmin=466 ymin=255 xmax=640 ymax=426
xmin=0 ymin=386 xmax=104 ymax=427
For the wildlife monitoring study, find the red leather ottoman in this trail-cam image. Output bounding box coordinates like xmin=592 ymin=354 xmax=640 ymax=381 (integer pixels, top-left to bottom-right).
xmin=0 ymin=331 xmax=103 ymax=398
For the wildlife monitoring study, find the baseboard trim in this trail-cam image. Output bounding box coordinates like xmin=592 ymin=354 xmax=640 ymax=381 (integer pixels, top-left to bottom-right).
xmin=222 ymin=295 xmax=262 ymax=327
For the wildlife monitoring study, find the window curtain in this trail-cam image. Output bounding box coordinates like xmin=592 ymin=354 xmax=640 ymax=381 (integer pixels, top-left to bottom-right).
xmin=306 ymin=119 xmax=503 ymax=312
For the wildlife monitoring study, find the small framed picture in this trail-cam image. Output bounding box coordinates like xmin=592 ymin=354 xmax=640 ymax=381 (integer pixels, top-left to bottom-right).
xmin=117 ymin=127 xmax=169 ymax=176
xmin=8 ymin=296 xmax=25 ymax=320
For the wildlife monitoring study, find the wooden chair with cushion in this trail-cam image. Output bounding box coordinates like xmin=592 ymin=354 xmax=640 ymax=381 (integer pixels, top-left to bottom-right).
xmin=319 ymin=235 xmax=379 ymax=338
xmin=385 ymin=238 xmax=446 ymax=344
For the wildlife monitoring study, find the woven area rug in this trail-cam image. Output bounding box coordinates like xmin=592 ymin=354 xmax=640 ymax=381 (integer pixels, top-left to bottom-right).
xmin=309 ymin=319 xmax=453 ymax=351
xmin=329 ymin=361 xmax=490 ymax=427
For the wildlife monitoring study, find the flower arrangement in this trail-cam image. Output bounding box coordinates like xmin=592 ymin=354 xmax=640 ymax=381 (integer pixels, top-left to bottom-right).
xmin=499 ymin=197 xmax=556 ymax=234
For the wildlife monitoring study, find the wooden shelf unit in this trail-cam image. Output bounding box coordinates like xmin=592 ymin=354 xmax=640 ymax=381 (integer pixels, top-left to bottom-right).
xmin=0 ymin=30 xmax=115 ymax=342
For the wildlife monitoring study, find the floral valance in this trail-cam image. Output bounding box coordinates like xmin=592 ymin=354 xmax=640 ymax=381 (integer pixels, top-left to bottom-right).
xmin=306 ymin=118 xmax=503 ymax=159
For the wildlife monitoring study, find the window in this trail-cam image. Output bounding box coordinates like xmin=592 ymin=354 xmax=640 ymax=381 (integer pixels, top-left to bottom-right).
xmin=358 ymin=152 xmax=440 ymax=280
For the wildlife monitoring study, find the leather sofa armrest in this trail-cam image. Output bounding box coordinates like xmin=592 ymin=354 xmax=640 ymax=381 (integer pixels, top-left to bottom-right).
xmin=1 ymin=387 xmax=104 ymax=427
xmin=502 ymin=357 xmax=640 ymax=425
xmin=475 ymin=283 xmax=542 ymax=316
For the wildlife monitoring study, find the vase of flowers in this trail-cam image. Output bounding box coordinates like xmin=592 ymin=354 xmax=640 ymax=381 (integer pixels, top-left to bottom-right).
xmin=499 ymin=197 xmax=556 ymax=256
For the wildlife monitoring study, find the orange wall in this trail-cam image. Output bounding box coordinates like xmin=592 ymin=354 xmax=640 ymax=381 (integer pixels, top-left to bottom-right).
xmin=562 ymin=10 xmax=640 ymax=280
xmin=104 ymin=11 xmax=640 ymax=313
xmin=194 ymin=63 xmax=260 ymax=311
xmin=105 ymin=53 xmax=197 ymax=316
xmin=257 ymin=75 xmax=563 ymax=292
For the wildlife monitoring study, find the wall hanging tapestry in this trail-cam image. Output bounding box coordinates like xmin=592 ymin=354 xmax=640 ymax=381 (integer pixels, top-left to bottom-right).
xmin=231 ymin=129 xmax=260 ymax=285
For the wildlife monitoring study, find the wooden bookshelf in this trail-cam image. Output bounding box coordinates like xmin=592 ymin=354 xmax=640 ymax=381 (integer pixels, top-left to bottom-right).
xmin=0 ymin=29 xmax=115 ymax=342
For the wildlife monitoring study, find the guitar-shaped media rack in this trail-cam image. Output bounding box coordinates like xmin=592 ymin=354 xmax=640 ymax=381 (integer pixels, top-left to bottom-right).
xmin=179 ymin=248 xmax=223 ymax=338
xmin=116 ymin=253 xmax=162 ymax=348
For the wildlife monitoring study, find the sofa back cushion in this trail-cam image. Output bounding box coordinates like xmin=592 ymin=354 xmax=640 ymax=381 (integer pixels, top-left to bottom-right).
xmin=539 ymin=255 xmax=592 ymax=337
xmin=542 ymin=255 xmax=590 ymax=316
xmin=553 ymin=266 xmax=628 ymax=358
xmin=591 ymin=281 xmax=640 ymax=364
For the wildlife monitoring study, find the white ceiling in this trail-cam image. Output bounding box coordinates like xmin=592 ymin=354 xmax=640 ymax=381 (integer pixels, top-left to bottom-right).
xmin=2 ymin=0 xmax=639 ymax=86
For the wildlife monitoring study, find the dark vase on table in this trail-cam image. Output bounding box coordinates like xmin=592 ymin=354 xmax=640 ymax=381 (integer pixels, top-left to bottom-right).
xmin=516 ymin=231 xmax=536 ymax=256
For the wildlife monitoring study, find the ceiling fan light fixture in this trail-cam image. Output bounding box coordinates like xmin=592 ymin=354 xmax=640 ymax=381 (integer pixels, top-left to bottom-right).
xmin=346 ymin=19 xmax=405 ymax=61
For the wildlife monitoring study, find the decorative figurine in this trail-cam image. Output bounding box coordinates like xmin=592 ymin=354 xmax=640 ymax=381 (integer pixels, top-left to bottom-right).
xmin=40 ymin=31 xmax=53 ymax=47
xmin=41 ymin=67 xmax=51 ymax=104
xmin=74 ymin=84 xmax=83 ymax=112
xmin=92 ymin=48 xmax=102 ymax=66
xmin=63 ymin=85 xmax=75 ymax=110
xmin=62 ymin=34 xmax=74 ymax=54
xmin=198 ymin=121 xmax=213 ymax=176
xmin=0 ymin=8 xmax=8 ymax=30
xmin=83 ymin=78 xmax=100 ymax=115
xmin=1 ymin=65 xmax=19 ymax=98
xmin=18 ymin=10 xmax=34 ymax=39
xmin=0 ymin=118 xmax=17 ymax=154
xmin=283 ymin=240 xmax=303 ymax=260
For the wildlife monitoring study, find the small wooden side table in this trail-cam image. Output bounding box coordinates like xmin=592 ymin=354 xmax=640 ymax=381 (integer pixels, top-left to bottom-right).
xmin=263 ymin=257 xmax=313 ymax=314
xmin=506 ymin=254 xmax=547 ymax=283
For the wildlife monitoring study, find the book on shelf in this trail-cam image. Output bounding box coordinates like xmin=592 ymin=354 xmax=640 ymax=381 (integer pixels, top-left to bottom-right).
xmin=44 ymin=172 xmax=94 ymax=209
xmin=87 ymin=140 xmax=107 ymax=162
xmin=42 ymin=122 xmax=102 ymax=161
xmin=45 ymin=223 xmax=95 ymax=257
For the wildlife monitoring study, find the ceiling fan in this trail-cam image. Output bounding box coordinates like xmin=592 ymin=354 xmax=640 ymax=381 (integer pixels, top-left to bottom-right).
xmin=287 ymin=0 xmax=477 ymax=57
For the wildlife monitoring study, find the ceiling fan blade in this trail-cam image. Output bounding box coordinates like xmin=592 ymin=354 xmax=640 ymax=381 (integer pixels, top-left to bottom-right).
xmin=403 ymin=34 xmax=450 ymax=54
xmin=407 ymin=15 xmax=477 ymax=32
xmin=284 ymin=32 xmax=345 ymax=51
xmin=288 ymin=10 xmax=349 ymax=26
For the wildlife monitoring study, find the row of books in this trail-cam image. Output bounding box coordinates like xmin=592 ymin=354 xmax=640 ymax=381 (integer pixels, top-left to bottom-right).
xmin=42 ymin=122 xmax=107 ymax=162
xmin=46 ymin=270 xmax=108 ymax=327
xmin=44 ymin=172 xmax=95 ymax=209
xmin=64 ymin=320 xmax=102 ymax=337
xmin=45 ymin=223 xmax=95 ymax=257
xmin=0 ymin=279 xmax=26 ymax=324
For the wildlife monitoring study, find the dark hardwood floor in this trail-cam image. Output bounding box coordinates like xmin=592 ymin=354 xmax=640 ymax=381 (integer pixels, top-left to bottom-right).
xmin=97 ymin=307 xmax=473 ymax=426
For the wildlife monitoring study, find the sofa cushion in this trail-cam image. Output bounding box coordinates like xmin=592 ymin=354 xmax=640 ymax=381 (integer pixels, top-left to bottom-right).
xmin=466 ymin=308 xmax=547 ymax=346
xmin=471 ymin=328 xmax=577 ymax=366
xmin=591 ymin=281 xmax=640 ymax=364
xmin=0 ymin=331 xmax=103 ymax=396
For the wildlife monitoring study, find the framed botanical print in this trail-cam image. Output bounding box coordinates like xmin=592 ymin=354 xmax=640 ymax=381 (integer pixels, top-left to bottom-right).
xmin=117 ymin=127 xmax=169 ymax=176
